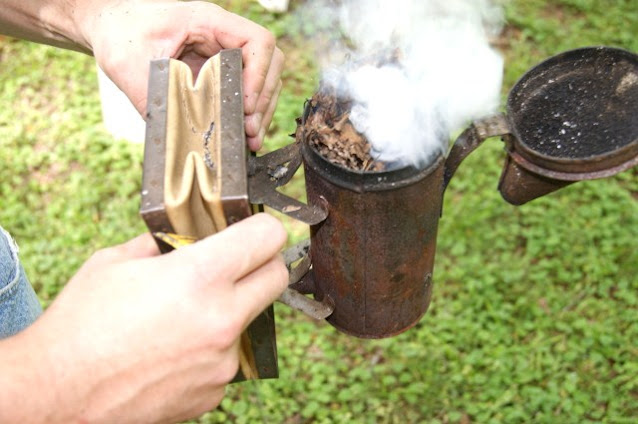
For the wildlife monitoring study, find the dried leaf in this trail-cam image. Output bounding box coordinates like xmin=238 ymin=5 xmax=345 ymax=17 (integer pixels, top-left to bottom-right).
xmin=299 ymin=90 xmax=385 ymax=172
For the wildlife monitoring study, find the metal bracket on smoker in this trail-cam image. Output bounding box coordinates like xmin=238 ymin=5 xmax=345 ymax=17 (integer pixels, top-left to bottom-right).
xmin=247 ymin=141 xmax=332 ymax=319
xmin=281 ymin=239 xmax=333 ymax=320
xmin=248 ymin=142 xmax=328 ymax=225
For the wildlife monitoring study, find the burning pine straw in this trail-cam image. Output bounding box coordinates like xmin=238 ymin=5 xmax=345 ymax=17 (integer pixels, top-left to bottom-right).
xmin=298 ymin=90 xmax=386 ymax=172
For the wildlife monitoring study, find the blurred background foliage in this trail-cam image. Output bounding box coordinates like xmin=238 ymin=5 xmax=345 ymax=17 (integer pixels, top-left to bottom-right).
xmin=0 ymin=0 xmax=636 ymax=422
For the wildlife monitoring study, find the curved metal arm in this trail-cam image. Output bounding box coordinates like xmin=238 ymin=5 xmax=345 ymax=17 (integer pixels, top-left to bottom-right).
xmin=248 ymin=143 xmax=328 ymax=225
xmin=278 ymin=239 xmax=334 ymax=320
xmin=443 ymin=114 xmax=511 ymax=192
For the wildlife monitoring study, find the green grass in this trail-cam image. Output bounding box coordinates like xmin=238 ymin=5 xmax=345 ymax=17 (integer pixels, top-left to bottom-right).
xmin=1 ymin=0 xmax=637 ymax=422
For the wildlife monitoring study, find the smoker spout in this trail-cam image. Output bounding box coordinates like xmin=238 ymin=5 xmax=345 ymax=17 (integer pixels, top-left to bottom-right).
xmin=497 ymin=144 xmax=572 ymax=206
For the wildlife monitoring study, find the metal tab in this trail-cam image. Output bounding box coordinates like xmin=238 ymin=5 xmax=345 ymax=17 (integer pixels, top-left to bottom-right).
xmin=278 ymin=239 xmax=334 ymax=320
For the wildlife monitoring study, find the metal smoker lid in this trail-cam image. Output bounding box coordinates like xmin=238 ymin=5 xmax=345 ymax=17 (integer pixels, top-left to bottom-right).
xmin=505 ymin=46 xmax=638 ymax=176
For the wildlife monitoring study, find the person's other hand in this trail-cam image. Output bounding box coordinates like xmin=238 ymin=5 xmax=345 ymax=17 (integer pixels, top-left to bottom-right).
xmin=0 ymin=213 xmax=288 ymax=423
xmin=84 ymin=1 xmax=284 ymax=151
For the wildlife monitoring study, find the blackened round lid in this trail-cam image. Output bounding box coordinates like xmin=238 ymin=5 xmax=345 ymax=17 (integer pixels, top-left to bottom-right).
xmin=507 ymin=46 xmax=638 ymax=163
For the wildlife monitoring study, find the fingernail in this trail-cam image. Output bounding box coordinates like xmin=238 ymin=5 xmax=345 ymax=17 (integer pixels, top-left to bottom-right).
xmin=258 ymin=128 xmax=266 ymax=144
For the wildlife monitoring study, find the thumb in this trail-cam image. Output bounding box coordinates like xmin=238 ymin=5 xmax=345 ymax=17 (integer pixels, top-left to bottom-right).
xmin=234 ymin=254 xmax=288 ymax=328
xmin=85 ymin=233 xmax=161 ymax=269
xmin=172 ymin=213 xmax=288 ymax=285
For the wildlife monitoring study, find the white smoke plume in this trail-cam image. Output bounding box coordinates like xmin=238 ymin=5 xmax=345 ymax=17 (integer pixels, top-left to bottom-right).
xmin=302 ymin=0 xmax=504 ymax=168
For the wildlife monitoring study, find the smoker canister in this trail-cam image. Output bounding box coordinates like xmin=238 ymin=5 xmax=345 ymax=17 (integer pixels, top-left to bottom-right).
xmin=302 ymin=141 xmax=445 ymax=338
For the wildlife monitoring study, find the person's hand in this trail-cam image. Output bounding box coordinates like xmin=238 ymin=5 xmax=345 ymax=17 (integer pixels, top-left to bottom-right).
xmin=83 ymin=0 xmax=285 ymax=151
xmin=0 ymin=213 xmax=288 ymax=423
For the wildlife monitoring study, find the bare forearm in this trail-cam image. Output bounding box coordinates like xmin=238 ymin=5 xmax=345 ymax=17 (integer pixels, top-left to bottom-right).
xmin=0 ymin=330 xmax=56 ymax=423
xmin=0 ymin=0 xmax=96 ymax=53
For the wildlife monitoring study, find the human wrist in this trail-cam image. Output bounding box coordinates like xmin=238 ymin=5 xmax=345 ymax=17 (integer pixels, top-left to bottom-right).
xmin=0 ymin=0 xmax=90 ymax=53
xmin=0 ymin=316 xmax=99 ymax=423
xmin=79 ymin=0 xmax=181 ymax=57
xmin=0 ymin=329 xmax=57 ymax=423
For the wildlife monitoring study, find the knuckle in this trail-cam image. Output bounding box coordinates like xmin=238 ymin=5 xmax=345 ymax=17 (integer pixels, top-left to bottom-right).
xmin=210 ymin=315 xmax=243 ymax=351
xmin=260 ymin=90 xmax=274 ymax=106
xmin=216 ymin=356 xmax=240 ymax=384
xmin=89 ymin=246 xmax=119 ymax=264
xmin=179 ymin=388 xmax=226 ymax=422
xmin=246 ymin=114 xmax=261 ymax=136
xmin=209 ymin=388 xmax=226 ymax=408
xmin=197 ymin=389 xmax=226 ymax=416
xmin=183 ymin=255 xmax=214 ymax=288
xmin=260 ymin=30 xmax=276 ymax=51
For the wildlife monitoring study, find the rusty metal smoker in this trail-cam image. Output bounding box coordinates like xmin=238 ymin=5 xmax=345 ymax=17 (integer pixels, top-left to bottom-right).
xmin=141 ymin=46 xmax=638 ymax=378
xmin=295 ymin=46 xmax=638 ymax=339
xmin=302 ymin=142 xmax=444 ymax=338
